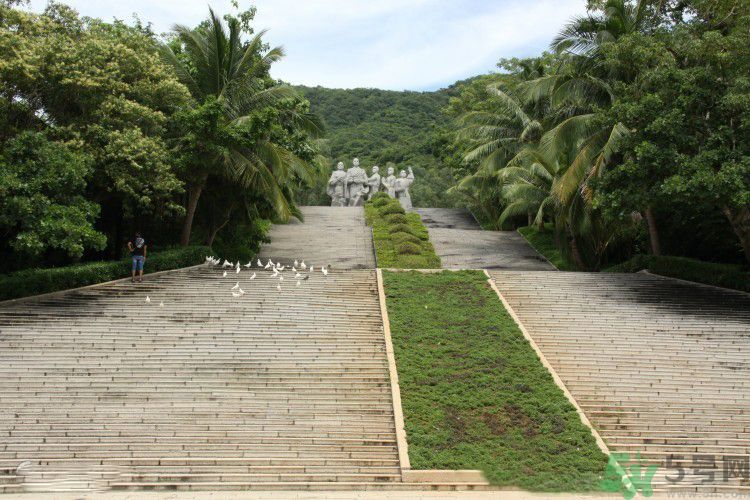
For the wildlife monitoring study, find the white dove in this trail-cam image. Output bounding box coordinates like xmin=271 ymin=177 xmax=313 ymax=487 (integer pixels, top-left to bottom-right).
xmin=296 ymin=280 xmax=301 ymax=287
xmin=222 ymin=271 xmax=227 ymax=277
xmin=292 ymin=266 xmax=297 ymax=273
xmin=244 ymin=261 xmax=252 ymax=268
xmin=205 ymin=256 xmax=212 ymax=263
xmin=257 ymin=258 xmax=262 ymax=266
xmin=264 ymin=262 xmax=270 ymax=269
xmin=309 ymin=266 xmax=314 ymax=273
xmin=250 ymin=273 xmax=256 ymax=280
xmin=231 ymin=291 xmax=241 ymax=298
xmin=279 ymin=275 xmax=284 ymax=281
xmin=231 ymin=282 xmax=240 ymax=291
xmin=276 ymin=283 xmax=281 ymax=291
xmin=159 ymin=301 xmax=164 ymax=307
xmin=321 ymin=267 xmax=328 ymax=276
xmin=236 ymin=266 xmax=241 ymax=274
xmin=145 ymin=296 xmax=151 ymax=303
xmin=222 ymin=260 xmax=232 ymax=268
xmin=294 ymin=259 xmax=299 ymax=267
xmin=238 ymin=287 xmax=246 ymax=295
xmin=271 ymin=269 xmax=279 ymax=278
xmin=300 ymin=261 xmax=307 ymax=270
xmin=295 ymin=272 xmax=302 ymax=279
xmin=277 ymin=265 xmax=285 ymax=272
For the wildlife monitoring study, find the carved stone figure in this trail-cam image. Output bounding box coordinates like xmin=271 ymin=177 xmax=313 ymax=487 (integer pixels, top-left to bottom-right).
xmin=381 ymin=166 xmax=396 ymax=198
xmin=393 ymin=167 xmax=415 ymax=210
xmin=366 ymin=166 xmax=381 ymax=200
xmin=326 ymin=162 xmax=347 ymax=207
xmin=345 ymin=158 xmax=368 ymax=207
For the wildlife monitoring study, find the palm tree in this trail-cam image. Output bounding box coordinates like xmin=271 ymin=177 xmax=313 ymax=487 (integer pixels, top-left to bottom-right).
xmin=453 ymin=83 xmax=547 ymax=228
xmin=161 ymin=8 xmax=322 ymax=246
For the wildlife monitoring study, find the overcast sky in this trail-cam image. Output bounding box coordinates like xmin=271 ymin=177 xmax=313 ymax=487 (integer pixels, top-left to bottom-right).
xmin=27 ymin=0 xmax=587 ymax=91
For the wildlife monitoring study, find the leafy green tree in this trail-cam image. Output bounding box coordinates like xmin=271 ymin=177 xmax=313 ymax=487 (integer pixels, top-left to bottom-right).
xmin=161 ymin=8 xmax=321 ymax=246
xmin=0 ymin=132 xmax=106 ymax=267
xmin=0 ymin=2 xmax=191 ymax=256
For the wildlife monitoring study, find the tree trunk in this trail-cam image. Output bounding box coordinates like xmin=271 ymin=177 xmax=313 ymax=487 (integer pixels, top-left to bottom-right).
xmin=644 ymin=206 xmax=661 ymax=256
xmin=722 ymin=205 xmax=750 ymax=263
xmin=205 ymin=203 xmax=235 ymax=248
xmin=180 ymin=175 xmax=207 ymax=247
xmin=566 ymin=225 xmax=587 ymax=270
xmin=527 ymin=212 xmax=533 ymax=227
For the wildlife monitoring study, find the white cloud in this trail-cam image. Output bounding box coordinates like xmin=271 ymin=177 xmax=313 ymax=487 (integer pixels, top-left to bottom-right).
xmin=26 ymin=0 xmax=587 ymax=90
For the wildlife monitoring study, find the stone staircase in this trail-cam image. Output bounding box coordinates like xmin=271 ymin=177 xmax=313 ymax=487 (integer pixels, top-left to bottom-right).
xmin=0 ymin=266 xmax=398 ymax=492
xmin=257 ymin=206 xmax=375 ymax=270
xmin=490 ymin=270 xmax=750 ymax=494
xmin=417 ymin=208 xmax=553 ymax=270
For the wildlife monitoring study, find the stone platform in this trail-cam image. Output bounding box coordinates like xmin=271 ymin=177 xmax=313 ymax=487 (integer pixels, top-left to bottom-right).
xmin=256 ymin=207 xmax=375 ymax=270
xmin=416 ymin=208 xmax=553 ymax=270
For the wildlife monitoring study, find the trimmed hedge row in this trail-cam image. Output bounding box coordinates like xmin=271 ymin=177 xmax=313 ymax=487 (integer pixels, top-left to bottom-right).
xmin=364 ymin=193 xmax=441 ymax=269
xmin=0 ymin=245 xmax=210 ymax=301
xmin=605 ymin=254 xmax=750 ymax=293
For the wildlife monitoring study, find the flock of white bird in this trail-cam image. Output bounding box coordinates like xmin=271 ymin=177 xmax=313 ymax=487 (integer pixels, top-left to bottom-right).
xmin=144 ymin=256 xmax=330 ymax=305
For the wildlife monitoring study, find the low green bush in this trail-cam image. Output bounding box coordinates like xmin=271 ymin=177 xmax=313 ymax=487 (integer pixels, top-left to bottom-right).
xmin=371 ymin=193 xmax=391 ymax=207
xmin=379 ymin=203 xmax=406 ymax=216
xmin=0 ymin=245 xmax=210 ymax=301
xmin=364 ymin=200 xmax=441 ymax=269
xmin=395 ymin=242 xmax=422 ymax=255
xmin=391 ymin=232 xmax=421 ymax=246
xmin=606 ymin=255 xmax=750 ymax=292
xmin=385 ymin=213 xmax=408 ymax=225
xmin=388 ymin=223 xmax=417 ymax=235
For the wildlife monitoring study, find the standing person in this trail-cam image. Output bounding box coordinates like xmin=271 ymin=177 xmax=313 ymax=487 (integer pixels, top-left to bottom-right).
xmin=127 ymin=232 xmax=147 ymax=283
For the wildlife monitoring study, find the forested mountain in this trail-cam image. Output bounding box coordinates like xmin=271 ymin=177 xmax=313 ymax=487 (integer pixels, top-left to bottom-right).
xmin=295 ymin=86 xmax=462 ymax=207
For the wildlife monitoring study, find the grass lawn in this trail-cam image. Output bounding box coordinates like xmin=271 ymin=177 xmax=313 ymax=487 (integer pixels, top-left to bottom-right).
xmin=364 ymin=194 xmax=440 ymax=269
xmin=517 ymin=225 xmax=576 ymax=271
xmin=382 ymin=270 xmax=608 ymax=491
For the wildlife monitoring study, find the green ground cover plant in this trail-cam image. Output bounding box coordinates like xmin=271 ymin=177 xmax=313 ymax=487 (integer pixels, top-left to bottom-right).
xmin=382 ymin=270 xmax=608 ymax=490
xmin=606 ymin=255 xmax=750 ymax=293
xmin=517 ymin=226 xmax=575 ymax=271
xmin=364 ymin=194 xmax=440 ymax=269
xmin=0 ymin=246 xmax=210 ymax=301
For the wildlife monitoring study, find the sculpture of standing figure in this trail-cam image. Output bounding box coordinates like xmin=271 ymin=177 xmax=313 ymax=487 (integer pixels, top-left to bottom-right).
xmin=381 ymin=166 xmax=396 ymax=198
xmin=393 ymin=167 xmax=415 ymax=210
xmin=345 ymin=158 xmax=368 ymax=207
xmin=366 ymin=166 xmax=381 ymax=200
xmin=326 ymin=162 xmax=347 ymax=207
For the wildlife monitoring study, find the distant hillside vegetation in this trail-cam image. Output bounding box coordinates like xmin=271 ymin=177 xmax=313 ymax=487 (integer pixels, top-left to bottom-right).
xmin=296 ymin=86 xmax=461 ymax=207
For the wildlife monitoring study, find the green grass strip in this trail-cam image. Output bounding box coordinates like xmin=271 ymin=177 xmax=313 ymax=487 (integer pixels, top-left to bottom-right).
xmin=382 ymin=270 xmax=607 ymax=491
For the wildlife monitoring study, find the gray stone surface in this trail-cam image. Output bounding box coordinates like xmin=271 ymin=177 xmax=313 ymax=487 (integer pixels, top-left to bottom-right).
xmin=0 ymin=266 xmax=399 ymax=491
xmin=416 ymin=208 xmax=481 ymax=230
xmin=257 ymin=206 xmax=375 ymax=270
xmin=491 ymin=270 xmax=750 ymax=493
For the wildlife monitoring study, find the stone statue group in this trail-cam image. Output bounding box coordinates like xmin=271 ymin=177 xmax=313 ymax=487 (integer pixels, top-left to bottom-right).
xmin=327 ymin=158 xmax=415 ymax=210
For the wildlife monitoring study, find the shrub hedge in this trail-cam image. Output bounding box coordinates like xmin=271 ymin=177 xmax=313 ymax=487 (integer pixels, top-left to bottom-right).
xmin=0 ymin=245 xmax=210 ymax=301
xmin=605 ymin=254 xmax=750 ymax=292
xmin=396 ymin=242 xmax=422 ymax=255
xmin=391 ymin=232 xmax=422 ymax=246
xmin=364 ymin=198 xmax=440 ymax=269
xmin=385 ymin=213 xmax=408 ymax=225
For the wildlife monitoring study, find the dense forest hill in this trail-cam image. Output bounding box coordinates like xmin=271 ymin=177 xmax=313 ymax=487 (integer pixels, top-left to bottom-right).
xmin=295 ymin=86 xmax=462 ymax=208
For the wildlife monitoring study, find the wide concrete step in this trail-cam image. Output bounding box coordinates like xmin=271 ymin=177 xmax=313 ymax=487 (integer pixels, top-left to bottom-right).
xmin=490 ymin=270 xmax=750 ymax=494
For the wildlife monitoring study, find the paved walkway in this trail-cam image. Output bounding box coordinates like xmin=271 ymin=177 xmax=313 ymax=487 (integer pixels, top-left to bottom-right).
xmin=490 ymin=270 xmax=750 ymax=494
xmin=416 ymin=209 xmax=554 ymax=270
xmin=257 ymin=207 xmax=375 ymax=270
xmin=0 ymin=266 xmax=401 ymax=492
